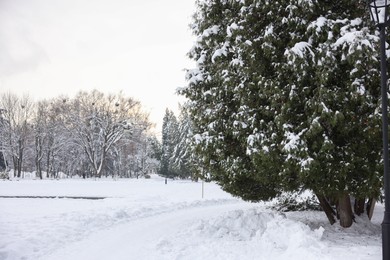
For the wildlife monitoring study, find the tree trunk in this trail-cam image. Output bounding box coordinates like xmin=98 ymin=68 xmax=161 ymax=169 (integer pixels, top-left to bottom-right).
xmin=36 ymin=162 xmax=42 ymax=179
xmin=35 ymin=136 xmax=43 ymax=180
xmin=17 ymin=159 xmax=22 ymax=178
xmin=17 ymin=139 xmax=23 ymax=178
xmin=0 ymin=151 xmax=7 ymax=171
xmin=16 ymin=155 xmax=22 ymax=178
xmin=354 ymin=198 xmax=365 ymax=216
xmin=366 ymin=198 xmax=376 ymax=220
xmin=316 ymin=193 xmax=336 ymax=225
xmin=338 ymin=193 xmax=354 ymax=228
xmin=12 ymin=156 xmax=18 ymax=178
xmin=35 ymin=151 xmax=42 ymax=180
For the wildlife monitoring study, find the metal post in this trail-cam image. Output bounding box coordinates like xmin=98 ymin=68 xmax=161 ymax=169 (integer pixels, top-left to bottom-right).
xmin=202 ymin=180 xmax=204 ymax=199
xmin=380 ymin=23 xmax=390 ymax=260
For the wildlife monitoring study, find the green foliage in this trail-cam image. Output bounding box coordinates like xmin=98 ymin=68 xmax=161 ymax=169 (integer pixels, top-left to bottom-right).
xmin=0 ymin=171 xmax=9 ymax=180
xmin=148 ymin=136 xmax=162 ymax=161
xmin=159 ymin=109 xmax=179 ymax=178
xmin=169 ymin=106 xmax=197 ymax=179
xmin=270 ymin=192 xmax=322 ymax=212
xmin=180 ymin=0 xmax=384 ymax=206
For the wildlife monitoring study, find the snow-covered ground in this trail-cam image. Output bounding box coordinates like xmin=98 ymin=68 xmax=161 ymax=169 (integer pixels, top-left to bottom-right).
xmin=0 ymin=175 xmax=382 ymax=260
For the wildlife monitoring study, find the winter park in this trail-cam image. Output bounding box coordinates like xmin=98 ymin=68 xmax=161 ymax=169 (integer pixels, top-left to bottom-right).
xmin=2 ymin=0 xmax=390 ymax=259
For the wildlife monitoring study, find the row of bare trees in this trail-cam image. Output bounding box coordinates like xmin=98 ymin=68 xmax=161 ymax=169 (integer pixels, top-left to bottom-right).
xmin=0 ymin=90 xmax=159 ymax=179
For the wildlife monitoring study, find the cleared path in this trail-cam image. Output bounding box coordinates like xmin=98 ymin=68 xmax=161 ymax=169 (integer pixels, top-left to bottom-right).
xmin=41 ymin=201 xmax=254 ymax=260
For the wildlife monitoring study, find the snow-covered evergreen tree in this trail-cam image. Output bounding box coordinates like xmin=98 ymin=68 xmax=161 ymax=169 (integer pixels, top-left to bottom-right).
xmin=170 ymin=105 xmax=196 ymax=179
xmin=160 ymin=109 xmax=179 ymax=179
xmin=180 ymin=0 xmax=384 ymax=227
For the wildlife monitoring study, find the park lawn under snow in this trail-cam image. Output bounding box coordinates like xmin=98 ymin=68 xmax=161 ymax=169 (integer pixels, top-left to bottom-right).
xmin=0 ymin=176 xmax=382 ymax=260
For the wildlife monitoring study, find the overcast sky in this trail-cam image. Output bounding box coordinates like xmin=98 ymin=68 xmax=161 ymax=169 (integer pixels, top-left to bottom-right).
xmin=0 ymin=0 xmax=196 ymax=133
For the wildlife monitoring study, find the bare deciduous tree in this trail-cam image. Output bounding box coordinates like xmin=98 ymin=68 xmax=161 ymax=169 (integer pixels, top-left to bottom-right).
xmin=0 ymin=93 xmax=34 ymax=177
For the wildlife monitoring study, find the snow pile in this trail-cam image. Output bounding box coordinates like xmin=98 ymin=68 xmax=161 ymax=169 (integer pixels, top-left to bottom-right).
xmin=156 ymin=208 xmax=327 ymax=260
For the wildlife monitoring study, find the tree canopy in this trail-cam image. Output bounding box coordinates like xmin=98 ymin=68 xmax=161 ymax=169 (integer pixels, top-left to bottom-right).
xmin=180 ymin=0 xmax=384 ymax=227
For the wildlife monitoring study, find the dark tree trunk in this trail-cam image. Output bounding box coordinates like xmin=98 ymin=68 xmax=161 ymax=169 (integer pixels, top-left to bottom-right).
xmin=316 ymin=193 xmax=336 ymax=225
xmin=46 ymin=150 xmax=51 ymax=178
xmin=12 ymin=156 xmax=18 ymax=178
xmin=0 ymin=151 xmax=6 ymax=171
xmin=35 ymin=154 xmax=42 ymax=180
xmin=17 ymin=139 xmax=23 ymax=178
xmin=354 ymin=198 xmax=366 ymax=216
xmin=15 ymin=155 xmax=22 ymax=178
xmin=17 ymin=160 xmax=22 ymax=178
xmin=36 ymin=162 xmax=42 ymax=179
xmin=366 ymin=198 xmax=376 ymax=220
xmin=338 ymin=193 xmax=354 ymax=228
xmin=35 ymin=136 xmax=43 ymax=180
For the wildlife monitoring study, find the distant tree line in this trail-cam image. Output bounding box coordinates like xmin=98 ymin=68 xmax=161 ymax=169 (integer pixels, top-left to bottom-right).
xmin=0 ymin=90 xmax=160 ymax=179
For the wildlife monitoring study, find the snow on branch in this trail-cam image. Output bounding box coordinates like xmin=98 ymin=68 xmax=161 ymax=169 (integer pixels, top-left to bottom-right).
xmin=185 ymin=68 xmax=205 ymax=85
xmin=200 ymin=25 xmax=220 ymax=38
xmin=333 ymin=30 xmax=378 ymax=55
xmin=284 ymin=42 xmax=315 ymax=64
xmin=282 ymin=124 xmax=307 ymax=154
xmin=211 ymin=42 xmax=230 ymax=63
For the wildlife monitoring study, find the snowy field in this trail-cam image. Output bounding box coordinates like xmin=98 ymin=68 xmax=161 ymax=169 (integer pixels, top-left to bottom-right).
xmin=0 ymin=175 xmax=382 ymax=260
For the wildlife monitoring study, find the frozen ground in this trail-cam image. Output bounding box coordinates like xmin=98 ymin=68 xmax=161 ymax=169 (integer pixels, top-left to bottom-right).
xmin=0 ymin=175 xmax=382 ymax=260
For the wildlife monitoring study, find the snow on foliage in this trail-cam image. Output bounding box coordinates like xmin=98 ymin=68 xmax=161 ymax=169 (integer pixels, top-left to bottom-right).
xmin=282 ymin=129 xmax=306 ymax=154
xmin=211 ymin=42 xmax=230 ymax=63
xmin=180 ymin=0 xmax=385 ymax=227
xmin=202 ymin=25 xmax=220 ymax=37
xmin=284 ymin=41 xmax=315 ymax=64
xmin=186 ymin=68 xmax=204 ymax=85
